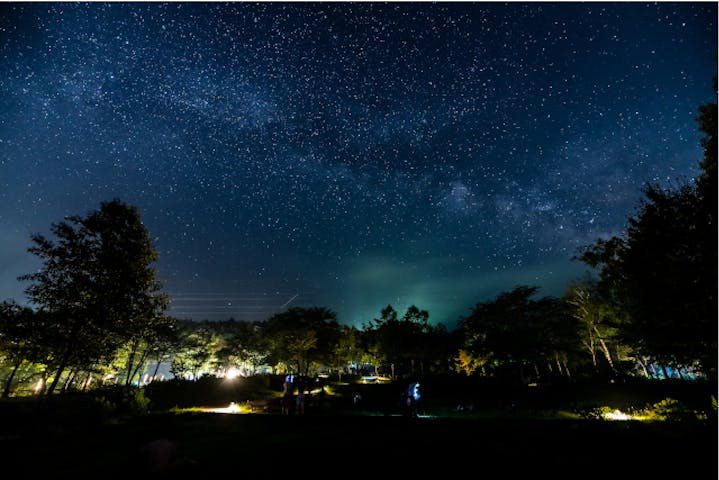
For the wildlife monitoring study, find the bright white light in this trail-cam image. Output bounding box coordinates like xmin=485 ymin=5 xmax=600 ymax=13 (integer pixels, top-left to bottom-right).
xmin=202 ymin=402 xmax=243 ymax=414
xmin=603 ymin=409 xmax=632 ymax=421
xmin=225 ymin=367 xmax=241 ymax=379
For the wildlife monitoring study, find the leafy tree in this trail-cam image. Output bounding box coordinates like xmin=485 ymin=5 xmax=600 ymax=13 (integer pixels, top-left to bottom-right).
xmin=287 ymin=330 xmax=318 ymax=376
xmin=362 ymin=305 xmax=405 ymax=378
xmin=419 ymin=321 xmax=459 ymax=375
xmin=577 ymin=86 xmax=717 ymax=381
xmin=18 ymin=199 xmax=169 ymax=394
xmin=459 ymin=286 xmax=580 ymax=384
xmin=330 ymin=324 xmax=362 ymax=381
xmin=144 ymin=316 xmax=182 ymax=382
xmin=357 ymin=329 xmax=383 ymax=376
xmin=533 ymin=294 xmax=583 ymax=379
xmin=169 ymin=322 xmax=221 ymax=380
xmin=400 ymin=305 xmax=447 ymax=376
xmin=361 ymin=304 xmax=447 ymax=378
xmin=362 ymin=305 xmax=412 ymax=378
xmin=454 ymin=348 xmax=486 ymax=376
xmin=262 ymin=307 xmax=340 ymax=376
xmin=106 ymin=314 xmax=179 ymax=386
xmin=563 ymin=280 xmax=621 ymax=374
xmin=217 ymin=320 xmax=269 ymax=376
xmin=459 ymin=286 xmax=539 ymax=382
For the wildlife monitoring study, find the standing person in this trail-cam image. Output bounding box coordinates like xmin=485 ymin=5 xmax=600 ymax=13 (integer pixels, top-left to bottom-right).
xmin=296 ymin=388 xmax=306 ymax=415
xmin=404 ymin=382 xmax=420 ymax=417
xmin=295 ymin=376 xmax=306 ymax=414
xmin=282 ymin=375 xmax=294 ymax=415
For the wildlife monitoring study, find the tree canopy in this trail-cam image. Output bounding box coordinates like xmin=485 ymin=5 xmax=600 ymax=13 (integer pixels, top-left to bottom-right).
xmin=577 ymin=81 xmax=717 ymax=381
xmin=18 ymin=199 xmax=169 ymax=393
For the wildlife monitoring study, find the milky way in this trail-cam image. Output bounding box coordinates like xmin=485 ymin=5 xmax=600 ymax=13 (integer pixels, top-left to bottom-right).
xmin=0 ymin=2 xmax=716 ymax=327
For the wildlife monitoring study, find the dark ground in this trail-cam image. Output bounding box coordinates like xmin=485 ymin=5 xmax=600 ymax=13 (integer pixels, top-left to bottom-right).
xmin=2 ymin=377 xmax=717 ymax=479
xmin=2 ymin=410 xmax=716 ymax=479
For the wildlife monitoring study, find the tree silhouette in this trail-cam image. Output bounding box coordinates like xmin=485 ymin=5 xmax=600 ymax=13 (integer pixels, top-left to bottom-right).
xmin=262 ymin=307 xmax=340 ymax=376
xmin=19 ymin=199 xmax=168 ymax=394
xmin=459 ymin=286 xmax=579 ymax=383
xmin=578 ymin=83 xmax=717 ymax=380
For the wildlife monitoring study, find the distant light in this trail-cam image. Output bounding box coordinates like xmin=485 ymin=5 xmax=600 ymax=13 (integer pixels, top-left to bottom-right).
xmin=202 ymin=402 xmax=243 ymax=414
xmin=225 ymin=367 xmax=241 ymax=379
xmin=603 ymin=409 xmax=632 ymax=421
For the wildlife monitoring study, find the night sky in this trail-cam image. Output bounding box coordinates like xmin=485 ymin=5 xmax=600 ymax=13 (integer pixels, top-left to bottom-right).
xmin=1 ymin=2 xmax=716 ymax=328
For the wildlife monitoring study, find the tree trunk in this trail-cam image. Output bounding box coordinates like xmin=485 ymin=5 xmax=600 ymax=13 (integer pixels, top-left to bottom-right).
xmin=586 ymin=328 xmax=598 ymax=367
xmin=82 ymin=372 xmax=93 ymax=392
xmin=125 ymin=341 xmax=138 ymax=386
xmin=46 ymin=352 xmax=71 ymax=395
xmin=151 ymin=359 xmax=162 ymax=382
xmin=593 ymin=326 xmax=615 ymax=370
xmin=637 ymin=357 xmax=649 ymax=378
xmin=2 ymin=360 xmax=22 ymax=398
xmin=128 ymin=347 xmax=149 ymax=386
xmin=63 ymin=369 xmax=77 ymax=392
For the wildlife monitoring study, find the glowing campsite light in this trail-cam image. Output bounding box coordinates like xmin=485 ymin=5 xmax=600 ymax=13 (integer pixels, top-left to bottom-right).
xmin=198 ymin=402 xmax=244 ymax=414
xmin=33 ymin=378 xmax=44 ymax=393
xmin=603 ymin=409 xmax=632 ymax=421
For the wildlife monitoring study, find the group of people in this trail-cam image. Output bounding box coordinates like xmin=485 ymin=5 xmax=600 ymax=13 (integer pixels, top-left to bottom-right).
xmin=281 ymin=374 xmax=308 ymax=415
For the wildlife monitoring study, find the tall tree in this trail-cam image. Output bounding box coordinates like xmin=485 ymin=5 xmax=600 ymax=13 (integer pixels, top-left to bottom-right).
xmin=331 ymin=324 xmax=362 ymax=381
xmin=362 ymin=305 xmax=433 ymax=378
xmin=169 ymin=321 xmax=221 ymax=380
xmin=563 ymin=280 xmax=620 ymax=374
xmin=262 ymin=307 xmax=340 ymax=376
xmin=19 ymin=199 xmax=168 ymax=394
xmin=459 ymin=286 xmax=579 ymax=383
xmin=219 ymin=320 xmax=269 ymax=376
xmin=578 ymin=85 xmax=717 ymax=380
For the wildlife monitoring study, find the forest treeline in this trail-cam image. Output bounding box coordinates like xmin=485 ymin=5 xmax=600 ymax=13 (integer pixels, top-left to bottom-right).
xmin=1 ymin=88 xmax=716 ymax=398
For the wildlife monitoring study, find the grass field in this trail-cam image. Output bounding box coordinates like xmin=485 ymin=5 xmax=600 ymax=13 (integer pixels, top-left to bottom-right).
xmin=2 ymin=408 xmax=716 ymax=479
xmin=1 ymin=377 xmax=716 ymax=479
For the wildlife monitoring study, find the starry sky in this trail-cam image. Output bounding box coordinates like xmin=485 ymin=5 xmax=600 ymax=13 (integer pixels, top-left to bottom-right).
xmin=0 ymin=2 xmax=716 ymax=328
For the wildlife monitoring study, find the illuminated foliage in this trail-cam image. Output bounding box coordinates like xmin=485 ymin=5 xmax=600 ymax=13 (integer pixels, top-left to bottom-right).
xmin=19 ymin=199 xmax=169 ymax=394
xmin=453 ymin=348 xmax=486 ymax=376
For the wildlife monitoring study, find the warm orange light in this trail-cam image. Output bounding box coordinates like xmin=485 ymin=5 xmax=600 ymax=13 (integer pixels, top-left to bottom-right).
xmin=33 ymin=378 xmax=44 ymax=393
